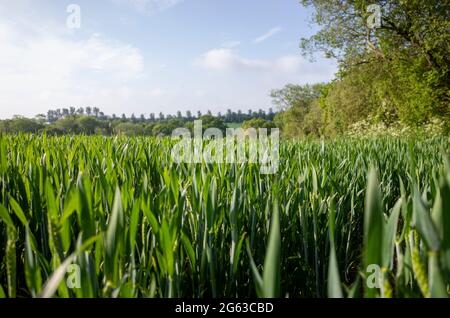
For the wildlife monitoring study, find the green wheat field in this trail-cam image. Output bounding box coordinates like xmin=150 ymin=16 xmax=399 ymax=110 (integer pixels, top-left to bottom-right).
xmin=0 ymin=135 xmax=449 ymax=298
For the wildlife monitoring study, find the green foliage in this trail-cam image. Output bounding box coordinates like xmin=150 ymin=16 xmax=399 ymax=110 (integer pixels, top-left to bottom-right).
xmin=297 ymin=0 xmax=450 ymax=134
xmin=77 ymin=116 xmax=101 ymax=135
xmin=241 ymin=118 xmax=276 ymax=130
xmin=0 ymin=117 xmax=43 ymax=133
xmin=272 ymin=84 xmax=327 ymax=137
xmin=153 ymin=119 xmax=185 ymax=136
xmin=184 ymin=115 xmax=227 ymax=135
xmin=0 ymin=110 xmax=273 ymax=137
xmin=114 ymin=122 xmax=144 ymax=136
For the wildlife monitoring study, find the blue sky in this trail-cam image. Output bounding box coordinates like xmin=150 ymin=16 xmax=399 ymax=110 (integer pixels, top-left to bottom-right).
xmin=0 ymin=0 xmax=337 ymax=119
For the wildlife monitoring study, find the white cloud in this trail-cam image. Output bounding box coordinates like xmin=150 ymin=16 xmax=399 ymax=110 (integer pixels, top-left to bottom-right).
xmin=0 ymin=18 xmax=145 ymax=117
xmin=194 ymin=48 xmax=303 ymax=73
xmin=276 ymin=56 xmax=302 ymax=73
xmin=253 ymin=26 xmax=283 ymax=43
xmin=112 ymin=0 xmax=184 ymax=14
xmin=195 ymin=48 xmax=266 ymax=72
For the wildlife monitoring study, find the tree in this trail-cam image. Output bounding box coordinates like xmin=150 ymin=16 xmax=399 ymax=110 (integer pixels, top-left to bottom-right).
xmin=143 ymin=123 xmax=155 ymax=136
xmin=56 ymin=117 xmax=79 ymax=134
xmin=242 ymin=118 xmax=276 ymax=130
xmin=272 ymin=83 xmax=327 ymax=137
xmin=35 ymin=114 xmax=46 ymax=124
xmin=7 ymin=117 xmax=44 ymax=133
xmin=231 ymin=111 xmax=237 ymax=122
xmin=77 ymin=116 xmax=99 ymax=135
xmin=271 ymin=84 xmax=320 ymax=111
xmin=86 ymin=107 xmax=92 ymax=116
xmin=226 ymin=109 xmax=232 ymax=122
xmin=93 ymin=107 xmax=100 ymax=118
xmin=114 ymin=122 xmax=143 ymax=136
xmin=47 ymin=110 xmax=57 ymax=123
xmin=62 ymin=108 xmax=69 ymax=118
xmin=195 ymin=115 xmax=227 ymax=134
xmin=152 ymin=119 xmax=183 ymax=136
xmin=268 ymin=108 xmax=275 ymax=120
xmin=300 ymin=0 xmax=450 ymax=124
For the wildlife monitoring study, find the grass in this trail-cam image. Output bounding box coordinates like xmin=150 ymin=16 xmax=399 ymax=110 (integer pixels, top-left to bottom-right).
xmin=0 ymin=134 xmax=449 ymax=298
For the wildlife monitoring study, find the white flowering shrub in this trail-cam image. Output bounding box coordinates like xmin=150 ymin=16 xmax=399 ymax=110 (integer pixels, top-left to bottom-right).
xmin=346 ymin=117 xmax=448 ymax=138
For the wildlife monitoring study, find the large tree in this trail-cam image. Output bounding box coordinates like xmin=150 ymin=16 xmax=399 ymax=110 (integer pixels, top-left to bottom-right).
xmin=272 ymin=84 xmax=327 ymax=137
xmin=300 ymin=0 xmax=450 ymax=124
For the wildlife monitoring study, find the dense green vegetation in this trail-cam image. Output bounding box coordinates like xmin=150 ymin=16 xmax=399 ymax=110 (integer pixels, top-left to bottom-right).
xmin=0 ymin=135 xmax=448 ymax=298
xmin=0 ymin=108 xmax=276 ymax=137
xmin=274 ymin=0 xmax=449 ymax=137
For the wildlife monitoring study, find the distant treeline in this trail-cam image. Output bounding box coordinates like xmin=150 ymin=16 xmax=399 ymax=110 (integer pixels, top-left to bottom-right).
xmin=0 ymin=107 xmax=278 ymax=136
xmin=43 ymin=107 xmax=276 ymax=124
